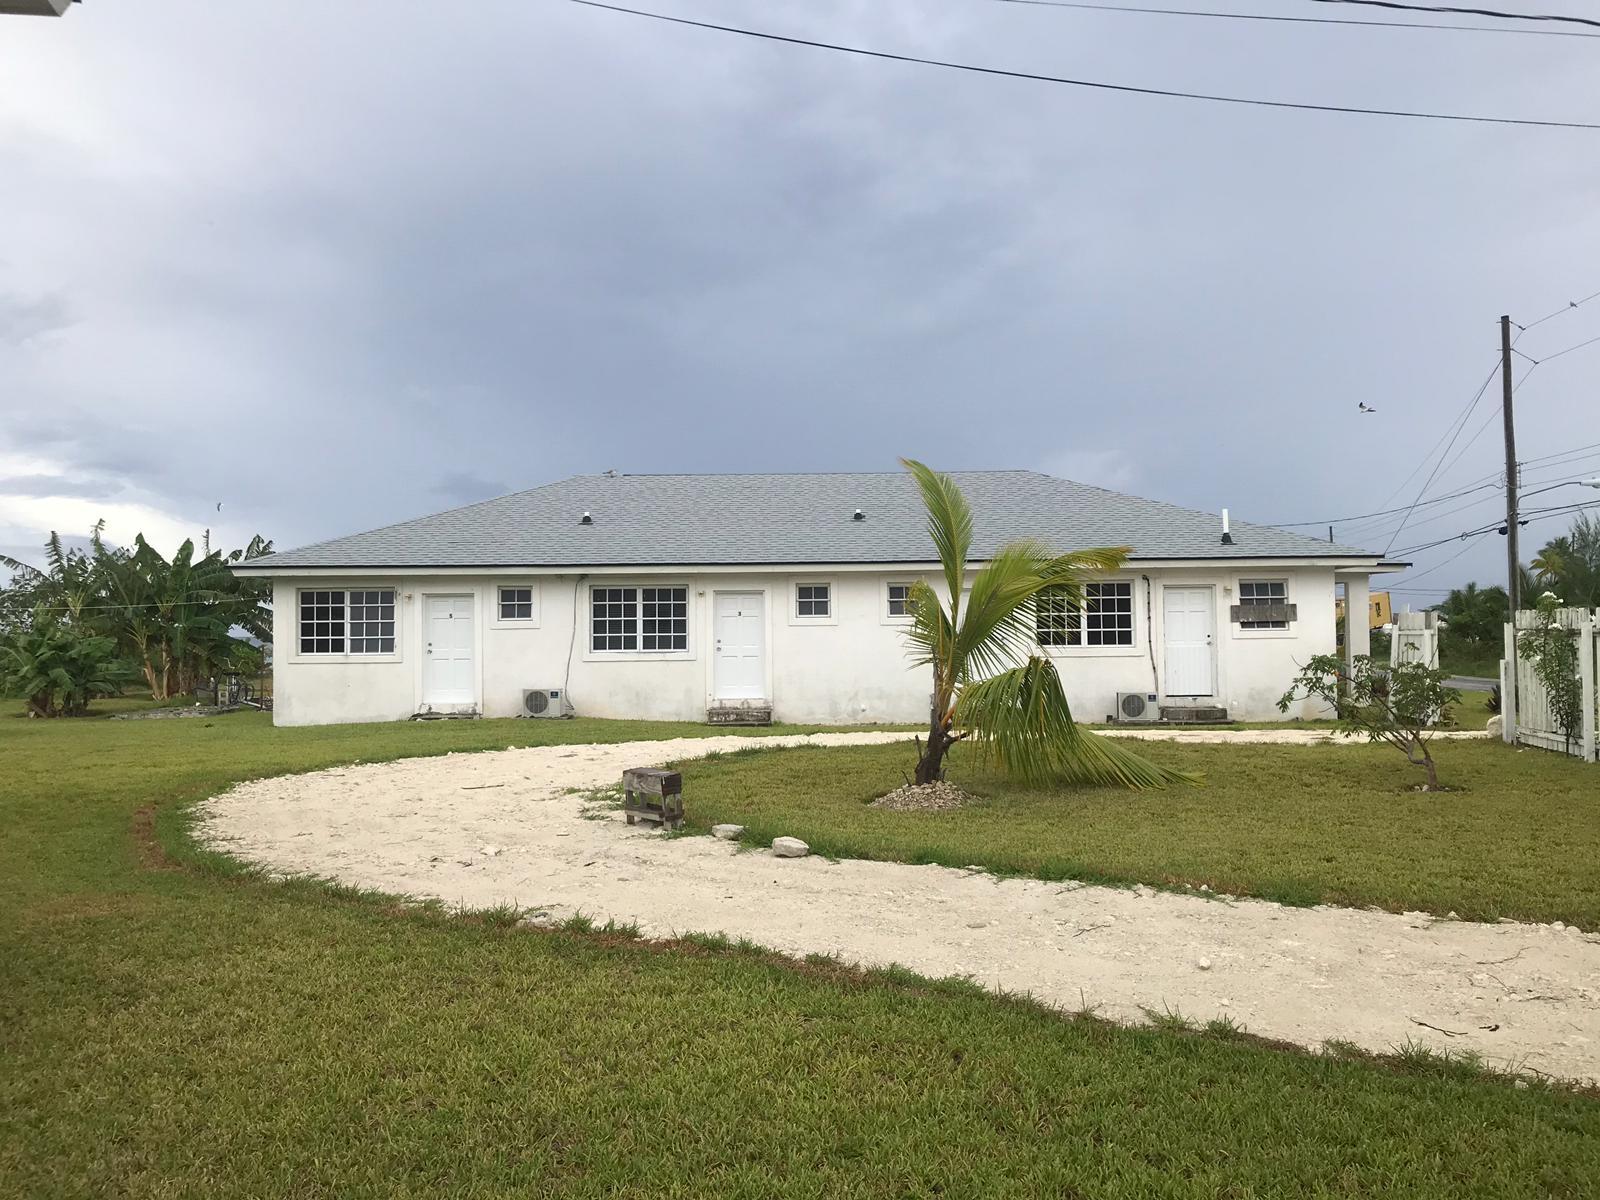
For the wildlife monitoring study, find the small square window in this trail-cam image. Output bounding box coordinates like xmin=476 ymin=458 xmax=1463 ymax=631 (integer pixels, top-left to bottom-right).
xmin=796 ymin=583 xmax=831 ymax=618
xmin=886 ymin=582 xmax=913 ymax=617
xmin=499 ymin=586 xmax=534 ymax=621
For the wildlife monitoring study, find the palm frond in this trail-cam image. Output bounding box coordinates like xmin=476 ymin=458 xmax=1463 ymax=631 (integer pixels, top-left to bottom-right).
xmin=0 ymin=553 xmax=44 ymax=578
xmin=956 ymin=656 xmax=1201 ymax=789
xmin=901 ymin=458 xmax=972 ymax=618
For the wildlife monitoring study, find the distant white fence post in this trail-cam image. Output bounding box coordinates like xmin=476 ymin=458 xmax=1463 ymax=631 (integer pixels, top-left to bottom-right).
xmin=1390 ymin=611 xmax=1439 ymax=670
xmin=1502 ymin=620 xmax=1517 ymax=744
xmin=1583 ymin=613 xmax=1598 ymax=764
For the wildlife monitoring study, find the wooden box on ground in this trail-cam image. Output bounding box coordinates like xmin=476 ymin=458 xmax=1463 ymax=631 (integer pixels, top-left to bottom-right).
xmin=622 ymin=767 xmax=684 ymax=829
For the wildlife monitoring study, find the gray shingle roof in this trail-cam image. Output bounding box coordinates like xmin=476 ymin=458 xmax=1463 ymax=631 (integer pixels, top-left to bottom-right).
xmin=244 ymin=471 xmax=1382 ymax=571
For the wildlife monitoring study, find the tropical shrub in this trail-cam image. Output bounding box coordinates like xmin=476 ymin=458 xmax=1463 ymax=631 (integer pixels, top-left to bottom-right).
xmin=1516 ymin=594 xmax=1584 ymax=747
xmin=1278 ymin=655 xmax=1460 ymax=791
xmin=899 ymin=459 xmax=1197 ymax=789
xmin=1 ymin=526 xmax=271 ymax=700
xmin=0 ymin=618 xmax=133 ymax=717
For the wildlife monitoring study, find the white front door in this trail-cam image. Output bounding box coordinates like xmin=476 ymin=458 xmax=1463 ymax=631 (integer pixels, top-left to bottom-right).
xmin=713 ymin=592 xmax=765 ymax=700
xmin=423 ymin=594 xmax=475 ymax=707
xmin=1163 ymin=587 xmax=1216 ymax=697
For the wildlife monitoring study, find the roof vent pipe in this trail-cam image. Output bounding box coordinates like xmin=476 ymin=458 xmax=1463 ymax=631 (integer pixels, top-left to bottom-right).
xmin=852 ymin=509 xmax=865 ymax=521
xmin=1220 ymin=508 xmax=1234 ymax=546
xmin=580 ymin=511 xmax=593 ymax=525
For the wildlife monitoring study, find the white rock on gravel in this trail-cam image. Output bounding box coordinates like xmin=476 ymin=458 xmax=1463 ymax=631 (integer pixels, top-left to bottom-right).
xmin=712 ymin=824 xmax=746 ymax=841
xmin=771 ymin=836 xmax=810 ymax=858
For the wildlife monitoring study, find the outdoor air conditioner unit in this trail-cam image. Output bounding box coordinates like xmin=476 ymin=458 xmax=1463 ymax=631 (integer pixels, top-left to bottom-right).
xmin=520 ymin=688 xmax=573 ymax=719
xmin=1115 ymin=691 xmax=1160 ymax=723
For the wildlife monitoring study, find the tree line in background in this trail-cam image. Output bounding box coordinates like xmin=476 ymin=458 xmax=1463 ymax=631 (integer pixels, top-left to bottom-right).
xmin=0 ymin=526 xmax=271 ymax=717
xmin=1431 ymin=513 xmax=1600 ymax=673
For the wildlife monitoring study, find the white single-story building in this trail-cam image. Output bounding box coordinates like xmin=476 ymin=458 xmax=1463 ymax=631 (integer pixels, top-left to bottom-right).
xmin=234 ymin=471 xmax=1399 ymax=727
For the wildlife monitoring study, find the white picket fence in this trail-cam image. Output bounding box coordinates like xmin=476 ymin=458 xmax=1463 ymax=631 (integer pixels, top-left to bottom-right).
xmin=1501 ymin=607 xmax=1599 ymax=762
xmin=1389 ymin=611 xmax=1440 ymax=669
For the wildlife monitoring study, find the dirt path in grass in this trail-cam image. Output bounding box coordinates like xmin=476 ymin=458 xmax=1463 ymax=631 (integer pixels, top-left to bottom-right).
xmin=197 ymin=729 xmax=1599 ymax=1083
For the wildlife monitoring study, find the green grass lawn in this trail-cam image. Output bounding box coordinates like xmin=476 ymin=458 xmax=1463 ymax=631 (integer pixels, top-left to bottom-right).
xmin=678 ymin=733 xmax=1599 ymax=928
xmin=4 ymin=705 xmax=1598 ymax=1196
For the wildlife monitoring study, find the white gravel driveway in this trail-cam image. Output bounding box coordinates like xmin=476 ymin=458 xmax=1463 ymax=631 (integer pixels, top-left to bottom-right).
xmin=196 ymin=729 xmax=1599 ymax=1082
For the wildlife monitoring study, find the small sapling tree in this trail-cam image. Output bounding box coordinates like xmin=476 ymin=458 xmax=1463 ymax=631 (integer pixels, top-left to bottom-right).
xmin=1516 ymin=593 xmax=1584 ymax=749
xmin=1279 ymin=655 xmax=1460 ymax=791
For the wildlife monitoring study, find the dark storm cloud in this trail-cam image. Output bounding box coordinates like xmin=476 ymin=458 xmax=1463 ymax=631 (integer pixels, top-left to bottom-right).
xmin=1 ymin=0 xmax=1597 ymax=599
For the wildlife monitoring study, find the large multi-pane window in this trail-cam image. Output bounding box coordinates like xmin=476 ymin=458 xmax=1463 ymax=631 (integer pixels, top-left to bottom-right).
xmin=1238 ymin=580 xmax=1289 ymax=630
xmin=796 ymin=583 xmax=831 ymax=618
xmin=591 ymin=586 xmax=688 ymax=652
xmin=299 ymin=588 xmax=395 ymax=655
xmin=1036 ymin=582 xmax=1134 ymax=648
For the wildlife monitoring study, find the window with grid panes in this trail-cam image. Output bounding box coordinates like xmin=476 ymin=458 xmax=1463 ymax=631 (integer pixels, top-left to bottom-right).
xmin=886 ymin=582 xmax=913 ymax=617
xmin=1035 ymin=582 xmax=1133 ymax=647
xmin=590 ymin=586 xmax=687 ymax=651
xmin=299 ymin=589 xmax=394 ymax=654
xmin=796 ymin=583 xmax=830 ymax=617
xmin=498 ymin=586 xmax=534 ymax=621
xmin=1238 ymin=580 xmax=1289 ymax=629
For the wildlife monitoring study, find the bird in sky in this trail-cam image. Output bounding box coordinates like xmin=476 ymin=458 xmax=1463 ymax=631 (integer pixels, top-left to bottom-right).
xmin=1358 ymin=402 xmax=1377 ymax=414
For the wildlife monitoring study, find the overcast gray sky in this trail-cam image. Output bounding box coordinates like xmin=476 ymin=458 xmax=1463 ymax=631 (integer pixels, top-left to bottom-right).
xmin=2 ymin=0 xmax=1597 ymax=603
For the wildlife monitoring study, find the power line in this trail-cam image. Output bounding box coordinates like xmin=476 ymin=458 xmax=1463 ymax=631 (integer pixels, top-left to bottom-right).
xmin=1267 ymin=479 xmax=1499 ymax=527
xmin=566 ymin=0 xmax=1600 ymax=129
xmin=1515 ymin=287 xmax=1600 ymax=335
xmin=1383 ymin=366 xmax=1499 ymax=553
xmin=1529 ymin=331 xmax=1600 ymax=366
xmin=1524 ymin=438 xmax=1600 ymax=466
xmin=1384 ymin=537 xmax=1482 ymax=587
xmin=1309 ymin=1 xmax=1600 ymax=31
xmin=1391 ymin=496 xmax=1600 ymax=557
xmin=996 ymin=0 xmax=1600 ymax=37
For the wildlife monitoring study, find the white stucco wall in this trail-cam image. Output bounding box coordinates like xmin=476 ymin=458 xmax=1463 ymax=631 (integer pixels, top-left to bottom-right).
xmin=268 ymin=566 xmax=1342 ymax=727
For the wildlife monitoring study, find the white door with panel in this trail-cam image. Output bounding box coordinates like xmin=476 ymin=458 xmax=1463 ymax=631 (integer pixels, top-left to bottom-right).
xmin=423 ymin=594 xmax=476 ymax=707
xmin=1163 ymin=587 xmax=1216 ymax=696
xmin=713 ymin=592 xmax=765 ymax=700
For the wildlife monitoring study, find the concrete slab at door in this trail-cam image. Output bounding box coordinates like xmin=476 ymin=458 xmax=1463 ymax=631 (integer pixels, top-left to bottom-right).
xmin=714 ymin=592 xmax=764 ymax=700
xmin=1163 ymin=586 xmax=1216 ymax=696
xmin=424 ymin=594 xmax=475 ymax=706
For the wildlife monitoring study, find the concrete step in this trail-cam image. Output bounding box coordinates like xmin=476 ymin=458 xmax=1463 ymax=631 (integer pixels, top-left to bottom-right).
xmin=707 ymin=703 xmax=773 ymax=727
xmin=1159 ymin=705 xmax=1230 ymax=724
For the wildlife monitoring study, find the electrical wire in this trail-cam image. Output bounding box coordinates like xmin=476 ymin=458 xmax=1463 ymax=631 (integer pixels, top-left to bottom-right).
xmin=1515 ymin=288 xmax=1600 ymax=336
xmin=1529 ymin=331 xmax=1600 ymax=366
xmin=1391 ymin=496 xmax=1600 ymax=558
xmin=1383 ymin=537 xmax=1482 ymax=588
xmin=1309 ymin=0 xmax=1600 ymax=31
xmin=995 ymin=0 xmax=1600 ymax=37
xmin=1267 ymin=479 xmax=1499 ymax=527
xmin=1383 ymin=366 xmax=1499 ymax=553
xmin=566 ymin=1 xmax=1600 ymax=129
xmin=1523 ymin=438 xmax=1600 ymax=466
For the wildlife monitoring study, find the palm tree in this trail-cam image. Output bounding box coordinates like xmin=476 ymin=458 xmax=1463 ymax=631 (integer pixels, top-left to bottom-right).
xmin=900 ymin=460 xmax=1196 ymax=789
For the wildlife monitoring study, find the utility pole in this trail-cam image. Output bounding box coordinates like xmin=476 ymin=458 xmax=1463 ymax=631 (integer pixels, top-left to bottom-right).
xmin=1500 ymin=315 xmax=1520 ymax=613
xmin=1499 ymin=313 xmax=1520 ymax=746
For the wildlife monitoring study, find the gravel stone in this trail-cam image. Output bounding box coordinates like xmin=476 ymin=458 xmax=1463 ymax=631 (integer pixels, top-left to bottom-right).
xmin=869 ymin=781 xmax=974 ymax=812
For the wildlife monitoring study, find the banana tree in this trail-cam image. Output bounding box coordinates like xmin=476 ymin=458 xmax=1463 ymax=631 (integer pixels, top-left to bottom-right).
xmin=900 ymin=459 xmax=1196 ymax=788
